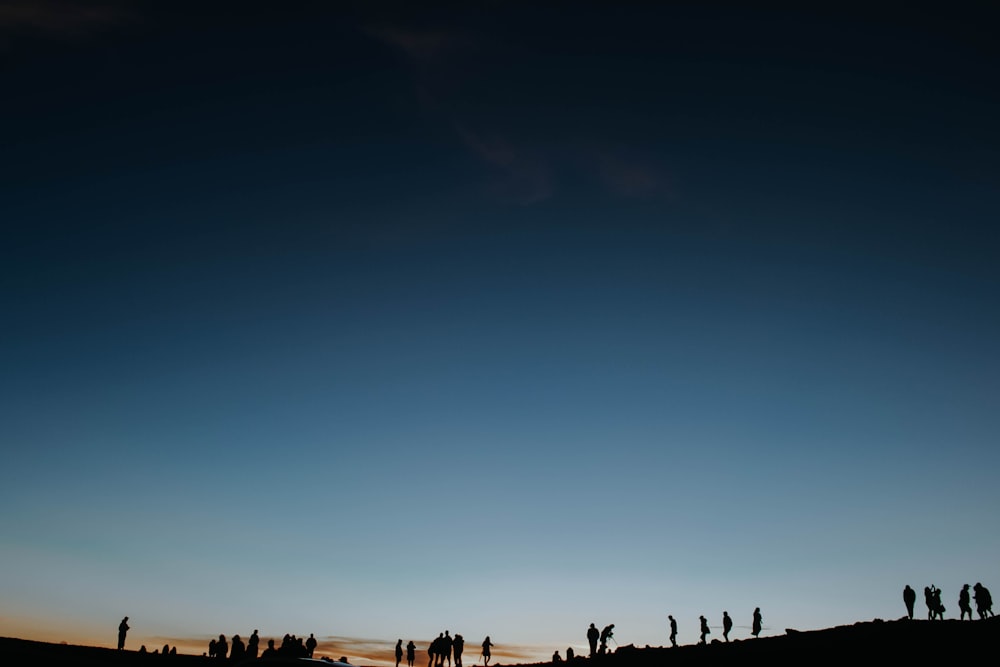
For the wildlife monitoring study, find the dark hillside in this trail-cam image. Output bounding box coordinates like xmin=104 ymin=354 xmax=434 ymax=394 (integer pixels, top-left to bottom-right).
xmin=4 ymin=618 xmax=999 ymax=667
xmin=526 ymin=617 xmax=1000 ymax=667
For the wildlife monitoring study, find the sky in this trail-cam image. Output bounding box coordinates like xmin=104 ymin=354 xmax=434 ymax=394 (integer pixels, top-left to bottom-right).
xmin=1 ymin=0 xmax=999 ymax=662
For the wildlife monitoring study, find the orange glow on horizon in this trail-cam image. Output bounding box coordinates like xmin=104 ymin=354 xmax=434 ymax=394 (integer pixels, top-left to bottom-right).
xmin=0 ymin=618 xmax=559 ymax=667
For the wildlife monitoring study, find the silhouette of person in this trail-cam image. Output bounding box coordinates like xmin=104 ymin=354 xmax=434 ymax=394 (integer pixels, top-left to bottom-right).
xmin=118 ymin=616 xmax=130 ymax=650
xmin=209 ymin=639 xmax=217 ymax=658
xmin=960 ymin=585 xmax=973 ymax=620
xmin=699 ymin=616 xmax=710 ymax=645
xmin=396 ymin=640 xmax=404 ymax=667
xmin=444 ymin=631 xmax=453 ymax=667
xmin=932 ymin=585 xmax=945 ymax=619
xmin=924 ymin=586 xmax=934 ymax=620
xmin=722 ymin=611 xmax=732 ymax=642
xmin=262 ymin=639 xmax=278 ymax=659
xmin=552 ymin=650 xmax=562 ymax=662
xmin=453 ymin=634 xmax=464 ymax=667
xmin=435 ymin=633 xmax=446 ymax=667
xmin=216 ymin=634 xmax=228 ymax=661
xmin=481 ymin=637 xmax=493 ymax=667
xmin=231 ymin=635 xmax=246 ymax=662
xmin=974 ymin=583 xmax=994 ymax=619
xmin=752 ymin=607 xmax=762 ymax=638
xmin=903 ymin=585 xmax=916 ymax=620
xmin=587 ymin=624 xmax=599 ymax=657
xmin=170 ymin=647 xmax=177 ymax=656
xmin=248 ymin=630 xmax=260 ymax=659
xmin=429 ymin=635 xmax=440 ymax=667
xmin=668 ymin=615 xmax=677 ymax=647
xmin=599 ymin=624 xmax=614 ymax=654
xmin=406 ymin=641 xmax=416 ymax=667
xmin=566 ymin=647 xmax=574 ymax=661
xmin=162 ymin=644 xmax=169 ymax=656
xmin=139 ymin=645 xmax=147 ymax=654
xmin=306 ymin=634 xmax=318 ymax=658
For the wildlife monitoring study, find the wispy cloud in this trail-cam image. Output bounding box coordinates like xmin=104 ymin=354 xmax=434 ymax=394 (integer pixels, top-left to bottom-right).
xmin=457 ymin=127 xmax=553 ymax=205
xmin=368 ymin=26 xmax=469 ymax=64
xmin=367 ymin=22 xmax=552 ymax=206
xmin=0 ymin=0 xmax=133 ymax=40
xmin=367 ymin=17 xmax=675 ymax=207
xmin=593 ymin=151 xmax=674 ymax=199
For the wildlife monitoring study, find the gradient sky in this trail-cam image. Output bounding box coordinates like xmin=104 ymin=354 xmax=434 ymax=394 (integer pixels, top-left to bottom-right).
xmin=2 ymin=1 xmax=999 ymax=662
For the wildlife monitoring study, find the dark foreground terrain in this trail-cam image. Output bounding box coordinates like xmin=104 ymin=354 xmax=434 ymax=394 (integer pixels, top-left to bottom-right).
xmin=5 ymin=617 xmax=1000 ymax=667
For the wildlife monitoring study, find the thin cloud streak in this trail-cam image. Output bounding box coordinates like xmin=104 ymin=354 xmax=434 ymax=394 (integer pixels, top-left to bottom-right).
xmin=594 ymin=152 xmax=675 ymax=200
xmin=367 ymin=21 xmax=553 ymax=206
xmin=367 ymin=26 xmax=473 ymax=63
xmin=368 ymin=19 xmax=682 ymax=206
xmin=457 ymin=127 xmax=553 ymax=205
xmin=0 ymin=0 xmax=133 ymax=39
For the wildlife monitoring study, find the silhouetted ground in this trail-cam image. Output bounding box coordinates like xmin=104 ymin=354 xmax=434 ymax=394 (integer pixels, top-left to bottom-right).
xmin=4 ymin=617 xmax=1000 ymax=667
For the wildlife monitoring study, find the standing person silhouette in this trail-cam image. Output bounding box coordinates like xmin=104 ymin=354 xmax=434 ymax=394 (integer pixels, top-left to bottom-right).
xmin=430 ymin=634 xmax=442 ymax=667
xmin=974 ymin=583 xmax=994 ymax=618
xmin=396 ymin=640 xmax=404 ymax=667
xmin=599 ymin=625 xmax=614 ymax=654
xmin=453 ymin=634 xmax=465 ymax=667
xmin=959 ymin=585 xmax=973 ymax=620
xmin=306 ymin=634 xmax=318 ymax=658
xmin=117 ymin=617 xmax=130 ymax=650
xmin=903 ymin=585 xmax=916 ymax=620
xmin=931 ymin=586 xmax=945 ymax=619
xmin=586 ymin=624 xmax=599 ymax=657
xmin=668 ymin=615 xmax=677 ymax=647
xmin=481 ymin=637 xmax=493 ymax=666
xmin=248 ymin=630 xmax=260 ymax=659
xmin=722 ymin=612 xmax=732 ymax=642
xmin=230 ymin=635 xmax=246 ymax=662
xmin=752 ymin=608 xmax=762 ymax=638
xmin=698 ymin=616 xmax=709 ymax=645
xmin=444 ymin=631 xmax=453 ymax=667
xmin=406 ymin=641 xmax=416 ymax=667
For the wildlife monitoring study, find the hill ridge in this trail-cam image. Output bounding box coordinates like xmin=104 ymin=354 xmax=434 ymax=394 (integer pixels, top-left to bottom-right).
xmin=5 ymin=617 xmax=1000 ymax=667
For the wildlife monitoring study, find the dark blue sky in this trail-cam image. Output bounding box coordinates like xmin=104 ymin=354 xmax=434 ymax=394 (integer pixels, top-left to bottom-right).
xmin=2 ymin=1 xmax=999 ymax=657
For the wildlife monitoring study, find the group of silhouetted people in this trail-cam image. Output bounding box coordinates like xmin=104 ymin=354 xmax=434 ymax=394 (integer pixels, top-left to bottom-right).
xmin=397 ymin=639 xmax=417 ymax=667
xmin=206 ymin=630 xmax=318 ymax=660
xmin=426 ymin=631 xmax=462 ymax=667
xmin=586 ymin=623 xmax=616 ymax=657
xmin=586 ymin=610 xmax=761 ymax=655
xmin=413 ymin=632 xmax=492 ymax=667
xmin=137 ymin=644 xmax=177 ymax=656
xmin=904 ymin=583 xmax=994 ymax=621
xmin=551 ymin=647 xmax=575 ymax=662
xmin=117 ymin=618 xmax=330 ymax=661
xmin=115 ymin=616 xmax=179 ymax=656
xmin=692 ymin=608 xmax=762 ymax=645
